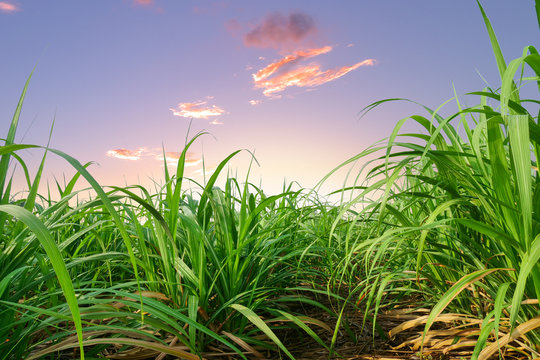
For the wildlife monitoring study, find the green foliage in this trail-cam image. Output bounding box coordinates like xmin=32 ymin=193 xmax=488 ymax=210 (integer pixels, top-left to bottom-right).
xmin=321 ymin=1 xmax=540 ymax=356
xmin=1 ymin=1 xmax=539 ymax=358
xmin=0 ymin=100 xmax=330 ymax=358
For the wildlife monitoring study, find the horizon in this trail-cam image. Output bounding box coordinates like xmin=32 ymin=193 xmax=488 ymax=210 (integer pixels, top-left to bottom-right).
xmin=1 ymin=0 xmax=538 ymax=198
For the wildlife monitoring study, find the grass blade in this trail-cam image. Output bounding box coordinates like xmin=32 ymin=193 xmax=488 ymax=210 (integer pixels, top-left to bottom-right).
xmin=0 ymin=204 xmax=84 ymax=359
xmin=230 ymin=304 xmax=295 ymax=360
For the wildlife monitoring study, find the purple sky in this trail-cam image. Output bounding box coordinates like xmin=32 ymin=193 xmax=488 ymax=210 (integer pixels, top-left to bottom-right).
xmin=1 ymin=1 xmax=538 ymax=197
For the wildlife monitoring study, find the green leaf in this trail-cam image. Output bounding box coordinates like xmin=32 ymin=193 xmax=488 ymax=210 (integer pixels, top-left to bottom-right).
xmin=421 ymin=268 xmax=502 ymax=352
xmin=509 ymin=235 xmax=540 ymax=327
xmin=477 ymin=0 xmax=507 ymax=80
xmin=0 ymin=204 xmax=84 ymax=359
xmin=0 ymin=71 xmax=33 ymax=201
xmin=508 ymin=115 xmax=532 ymax=248
xmin=230 ymin=304 xmax=295 ymax=359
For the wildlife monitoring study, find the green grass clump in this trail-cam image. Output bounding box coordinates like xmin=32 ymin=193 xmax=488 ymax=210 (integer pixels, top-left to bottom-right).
xmin=322 ymin=1 xmax=540 ymax=357
xmin=0 ymin=80 xmax=336 ymax=359
xmin=0 ymin=115 xmax=336 ymax=359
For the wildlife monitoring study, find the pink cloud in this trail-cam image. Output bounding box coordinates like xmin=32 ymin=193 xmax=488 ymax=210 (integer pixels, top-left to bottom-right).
xmin=249 ymin=100 xmax=261 ymax=106
xmin=0 ymin=2 xmax=19 ymax=13
xmin=244 ymin=12 xmax=316 ymax=49
xmin=252 ymin=46 xmax=376 ymax=96
xmin=170 ymin=101 xmax=225 ymax=120
xmin=107 ymin=148 xmax=144 ymax=161
xmin=133 ymin=0 xmax=153 ymax=5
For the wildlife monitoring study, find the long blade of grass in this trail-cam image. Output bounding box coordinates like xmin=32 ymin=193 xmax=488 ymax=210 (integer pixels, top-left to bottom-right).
xmin=275 ymin=310 xmax=331 ymax=351
xmin=168 ymin=131 xmax=207 ymax=236
xmin=421 ymin=268 xmax=502 ymax=352
xmin=508 ymin=115 xmax=532 ymax=247
xmin=187 ymin=295 xmax=198 ymax=349
xmin=60 ymin=161 xmax=93 ymax=198
xmin=536 ymin=0 xmax=540 ymax=32
xmin=230 ymin=304 xmax=295 ymax=360
xmin=509 ymin=234 xmax=540 ymax=327
xmin=0 ymin=71 xmax=33 ymax=200
xmin=479 ymin=315 xmax=540 ymax=360
xmin=46 ymin=148 xmax=144 ymax=315
xmin=477 ymin=0 xmax=506 ymax=79
xmin=471 ymin=312 xmax=495 ymax=360
xmin=27 ymin=337 xmax=202 ymax=360
xmin=197 ymin=150 xmax=242 ymax=225
xmin=0 ymin=204 xmax=84 ymax=359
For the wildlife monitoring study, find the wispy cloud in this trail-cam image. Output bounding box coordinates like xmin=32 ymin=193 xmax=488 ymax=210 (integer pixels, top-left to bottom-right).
xmin=252 ymin=46 xmax=376 ymax=96
xmin=156 ymin=151 xmax=201 ymax=167
xmin=107 ymin=148 xmax=144 ymax=161
xmin=244 ymin=12 xmax=316 ymax=49
xmin=209 ymin=119 xmax=224 ymax=125
xmin=133 ymin=0 xmax=153 ymax=6
xmin=0 ymin=1 xmax=19 ymax=13
xmin=252 ymin=46 xmax=331 ymax=82
xmin=249 ymin=100 xmax=261 ymax=106
xmin=170 ymin=101 xmax=225 ymax=120
xmin=106 ymin=147 xmax=205 ymax=168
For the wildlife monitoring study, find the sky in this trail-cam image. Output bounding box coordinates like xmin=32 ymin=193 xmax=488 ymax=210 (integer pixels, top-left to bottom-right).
xmin=1 ymin=0 xmax=539 ymax=198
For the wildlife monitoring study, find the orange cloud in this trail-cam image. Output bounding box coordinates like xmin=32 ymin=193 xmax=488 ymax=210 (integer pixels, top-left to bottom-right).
xmin=107 ymin=148 xmax=144 ymax=161
xmin=170 ymin=101 xmax=225 ymax=120
xmin=0 ymin=2 xmax=19 ymax=13
xmin=156 ymin=151 xmax=201 ymax=167
xmin=244 ymin=12 xmax=316 ymax=49
xmin=252 ymin=46 xmax=331 ymax=82
xmin=252 ymin=46 xmax=376 ymax=96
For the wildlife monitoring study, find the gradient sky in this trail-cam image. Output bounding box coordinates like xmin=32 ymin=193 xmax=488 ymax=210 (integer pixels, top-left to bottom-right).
xmin=1 ymin=1 xmax=538 ymax=197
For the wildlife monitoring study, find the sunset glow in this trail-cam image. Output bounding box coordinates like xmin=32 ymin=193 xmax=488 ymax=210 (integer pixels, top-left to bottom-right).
xmin=1 ymin=1 xmax=533 ymax=196
xmin=1 ymin=3 xmax=538 ymax=357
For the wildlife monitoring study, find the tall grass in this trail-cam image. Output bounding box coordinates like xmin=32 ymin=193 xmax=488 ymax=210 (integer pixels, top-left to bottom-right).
xmin=0 ymin=85 xmax=335 ymax=358
xmin=321 ymin=1 xmax=540 ymax=357
xmin=1 ymin=1 xmax=539 ymax=359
